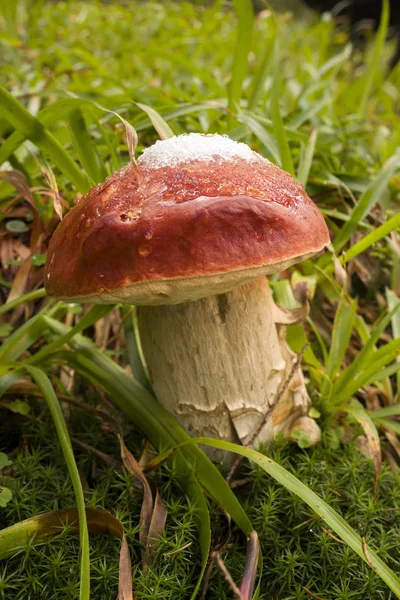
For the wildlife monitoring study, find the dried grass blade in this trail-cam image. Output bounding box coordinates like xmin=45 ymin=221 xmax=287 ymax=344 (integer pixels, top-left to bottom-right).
xmin=118 ymin=434 xmax=153 ymax=547
xmin=142 ymin=491 xmax=168 ymax=569
xmin=119 ymin=534 xmax=134 ymax=600
xmin=342 ymin=399 xmax=382 ymax=498
xmin=136 ymin=103 xmax=175 ymax=140
xmin=7 ymin=257 xmax=32 ymax=303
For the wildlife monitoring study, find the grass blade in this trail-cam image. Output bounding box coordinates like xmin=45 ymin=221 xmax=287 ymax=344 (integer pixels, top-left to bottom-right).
xmin=332 ymin=344 xmax=400 ymax=407
xmin=375 ymin=418 xmax=400 ymax=436
xmin=228 ymin=0 xmax=254 ymax=128
xmin=0 ymin=86 xmax=92 ymax=193
xmin=121 ymin=307 xmax=152 ymax=393
xmin=386 ymin=289 xmax=400 ymax=392
xmin=358 ymin=0 xmax=390 ymax=116
xmin=342 ymin=399 xmax=381 ymax=498
xmin=0 ymin=288 xmax=46 ymax=317
xmin=321 ymin=296 xmax=357 ymax=400
xmin=369 ymin=404 xmax=400 ymax=419
xmin=0 ymin=313 xmax=47 ymax=363
xmin=237 ymin=112 xmax=280 ymax=163
xmin=333 ymin=302 xmax=400 ymax=395
xmin=192 ymin=438 xmax=400 ymax=599
xmin=68 ymin=108 xmax=106 ymax=184
xmin=24 ymin=305 xmax=113 ymax=366
xmin=344 ymin=212 xmax=400 ymax=262
xmin=0 ymin=130 xmax=25 ymax=166
xmin=136 ymin=103 xmax=175 ymax=140
xmin=270 ymin=41 xmax=294 ymax=175
xmin=297 ymin=129 xmax=317 ymax=186
xmin=24 ymin=366 xmax=90 ymax=600
xmin=333 ymin=152 xmax=400 ymax=253
xmin=247 ymin=21 xmax=275 ymax=112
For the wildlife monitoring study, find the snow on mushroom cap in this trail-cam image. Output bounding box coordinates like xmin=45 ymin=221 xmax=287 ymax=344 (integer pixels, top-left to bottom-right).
xmin=137 ymin=133 xmax=270 ymax=169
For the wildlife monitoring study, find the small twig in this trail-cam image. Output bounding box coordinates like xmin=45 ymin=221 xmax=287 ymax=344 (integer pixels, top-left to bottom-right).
xmin=229 ymin=478 xmax=250 ymax=489
xmin=6 ymin=385 xmax=122 ymax=433
xmin=328 ymin=488 xmax=342 ymax=497
xmin=362 ymin=537 xmax=378 ymax=573
xmin=227 ymin=344 xmax=309 ymax=483
xmin=200 ymin=520 xmax=233 ymax=600
xmin=59 ymin=395 xmax=121 ymax=432
xmin=212 ymin=551 xmax=243 ymax=600
xmin=321 ymin=527 xmax=345 ymax=544
xmin=71 ymin=438 xmax=122 ymax=472
xmin=303 ymin=587 xmax=327 ymax=600
xmin=199 ymin=555 xmax=216 ymax=600
xmin=292 ymin=515 xmax=320 ymax=531
xmin=165 ymin=541 xmax=192 ymax=557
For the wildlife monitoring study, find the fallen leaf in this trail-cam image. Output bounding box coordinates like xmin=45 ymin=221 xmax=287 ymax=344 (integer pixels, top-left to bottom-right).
xmin=142 ymin=491 xmax=167 ymax=569
xmin=291 ymin=272 xmax=318 ymax=304
xmin=118 ymin=435 xmax=153 ymax=546
xmin=383 ymin=428 xmax=400 ymax=458
xmin=7 ymin=256 xmax=32 ymax=302
xmin=0 ymin=170 xmax=35 ymax=208
xmin=118 ymin=534 xmax=133 ymax=600
xmin=333 ymin=254 xmax=348 ymax=290
xmin=272 ymin=302 xmax=309 ymax=325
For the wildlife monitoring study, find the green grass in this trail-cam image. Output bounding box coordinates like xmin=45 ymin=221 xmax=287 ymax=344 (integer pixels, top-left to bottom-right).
xmin=1 ymin=0 xmax=400 ymax=598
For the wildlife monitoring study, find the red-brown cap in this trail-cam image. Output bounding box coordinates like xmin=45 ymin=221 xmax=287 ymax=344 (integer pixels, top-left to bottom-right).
xmin=44 ymin=134 xmax=330 ymax=305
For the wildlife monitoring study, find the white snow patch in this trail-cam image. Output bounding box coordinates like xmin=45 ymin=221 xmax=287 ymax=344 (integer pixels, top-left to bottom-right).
xmin=137 ymin=133 xmax=269 ymax=169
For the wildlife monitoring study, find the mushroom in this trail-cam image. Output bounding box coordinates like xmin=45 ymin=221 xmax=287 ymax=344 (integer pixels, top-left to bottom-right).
xmin=45 ymin=133 xmax=329 ymax=453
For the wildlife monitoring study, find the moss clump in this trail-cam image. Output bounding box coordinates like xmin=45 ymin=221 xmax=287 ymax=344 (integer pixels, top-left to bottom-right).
xmin=1 ymin=408 xmax=400 ymax=599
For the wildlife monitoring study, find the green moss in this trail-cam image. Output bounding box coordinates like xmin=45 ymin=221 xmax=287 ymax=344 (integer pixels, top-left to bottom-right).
xmin=1 ymin=409 xmax=400 ymax=600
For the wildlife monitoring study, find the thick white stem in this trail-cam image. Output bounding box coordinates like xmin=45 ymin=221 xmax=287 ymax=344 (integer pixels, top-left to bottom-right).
xmin=138 ymin=278 xmax=313 ymax=452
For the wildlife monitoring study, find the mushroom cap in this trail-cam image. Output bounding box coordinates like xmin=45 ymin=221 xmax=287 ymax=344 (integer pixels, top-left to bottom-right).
xmin=44 ymin=134 xmax=330 ymax=305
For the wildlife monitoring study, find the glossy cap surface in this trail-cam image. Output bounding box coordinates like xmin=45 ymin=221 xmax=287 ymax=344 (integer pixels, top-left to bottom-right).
xmin=45 ymin=134 xmax=330 ymax=305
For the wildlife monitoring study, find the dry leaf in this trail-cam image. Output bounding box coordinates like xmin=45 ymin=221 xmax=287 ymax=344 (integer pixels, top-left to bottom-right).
xmin=95 ymin=315 xmax=112 ymax=350
xmin=0 ymin=170 xmax=35 ymax=208
xmin=383 ymin=428 xmax=400 ymax=458
xmin=333 ymin=254 xmax=348 ymax=290
xmin=71 ymin=438 xmax=122 ymax=472
xmin=272 ymin=302 xmax=309 ymax=325
xmin=7 ymin=256 xmax=32 ymax=302
xmin=138 ymin=441 xmax=155 ymax=470
xmin=118 ymin=534 xmax=133 ymax=600
xmin=39 ymin=161 xmax=64 ymax=220
xmin=142 ymin=491 xmax=168 ymax=569
xmin=118 ymin=435 xmax=153 ymax=547
xmin=291 ymin=272 xmax=317 ymax=304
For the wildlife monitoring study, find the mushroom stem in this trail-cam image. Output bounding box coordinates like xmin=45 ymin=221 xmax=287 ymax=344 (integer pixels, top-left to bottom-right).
xmin=138 ymin=277 xmax=313 ymax=453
